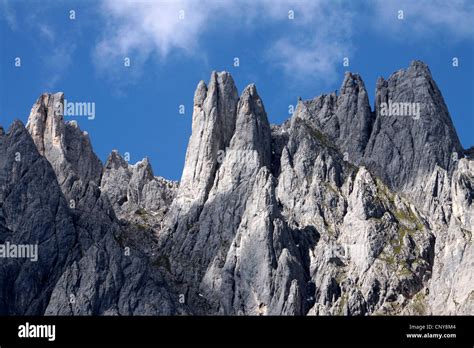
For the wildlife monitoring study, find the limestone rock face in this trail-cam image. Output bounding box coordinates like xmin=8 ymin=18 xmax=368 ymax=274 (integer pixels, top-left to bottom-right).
xmin=297 ymin=71 xmax=374 ymax=164
xmin=26 ymin=93 xmax=103 ymax=204
xmin=363 ymin=61 xmax=463 ymax=205
xmin=0 ymin=121 xmax=77 ymax=315
xmin=427 ymin=158 xmax=474 ymax=315
xmin=101 ymin=150 xmax=177 ymax=225
xmin=0 ymin=61 xmax=472 ymax=316
xmin=1 ymin=117 xmax=182 ymax=315
xmin=175 ymin=72 xmax=238 ymax=212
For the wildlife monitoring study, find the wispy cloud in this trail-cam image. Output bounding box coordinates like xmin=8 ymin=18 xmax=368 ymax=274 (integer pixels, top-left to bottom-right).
xmin=29 ymin=18 xmax=75 ymax=90
xmin=94 ymin=0 xmax=354 ymax=85
xmin=38 ymin=23 xmax=55 ymax=42
xmin=371 ymin=0 xmax=474 ymax=41
xmin=264 ymin=1 xmax=354 ymax=84
xmin=93 ymin=0 xmax=473 ymax=86
xmin=42 ymin=42 xmax=76 ymax=91
xmin=268 ymin=38 xmax=351 ymax=85
xmin=0 ymin=1 xmax=76 ymax=90
xmin=94 ymin=0 xmax=219 ymax=70
xmin=1 ymin=0 xmax=17 ymax=30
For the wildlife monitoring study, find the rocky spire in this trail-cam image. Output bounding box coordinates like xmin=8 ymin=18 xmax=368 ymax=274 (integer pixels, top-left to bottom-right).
xmin=293 ymin=71 xmax=374 ymax=164
xmin=363 ymin=60 xmax=463 ymax=192
xmin=228 ymin=83 xmax=272 ymax=167
xmin=25 ymin=93 xmax=102 ymax=202
xmin=177 ymin=71 xmax=239 ymax=207
xmin=101 ymin=150 xmax=178 ymax=221
xmin=335 ymin=72 xmax=374 ymax=160
xmin=0 ymin=62 xmax=472 ymax=316
xmin=26 ymin=93 xmax=66 ymax=157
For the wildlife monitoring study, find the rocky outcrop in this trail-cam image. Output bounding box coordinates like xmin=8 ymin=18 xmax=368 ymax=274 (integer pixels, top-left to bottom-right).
xmin=171 ymin=72 xmax=238 ymax=217
xmin=0 ymin=119 xmax=183 ymax=315
xmin=364 ymin=61 xmax=463 ymax=198
xmin=297 ymin=72 xmax=374 ymax=164
xmin=427 ymin=158 xmax=473 ymax=314
xmin=0 ymin=61 xmax=472 ymax=316
xmin=26 ymin=93 xmax=103 ymax=205
xmin=0 ymin=121 xmax=77 ymax=315
xmin=101 ymin=150 xmax=177 ymax=225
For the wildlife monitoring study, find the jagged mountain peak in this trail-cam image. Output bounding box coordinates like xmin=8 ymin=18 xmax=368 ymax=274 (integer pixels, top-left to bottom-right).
xmin=105 ymin=149 xmax=129 ymax=170
xmin=101 ymin=149 xmax=177 ymax=223
xmin=238 ymin=83 xmax=266 ymax=119
xmin=376 ymin=60 xmax=433 ymax=85
xmin=205 ymin=71 xmax=238 ymax=113
xmin=194 ymin=80 xmax=208 ymax=106
xmin=26 ymin=92 xmax=64 ymax=156
xmin=340 ymin=71 xmax=366 ymax=95
xmin=407 ymin=59 xmax=432 ymax=75
xmin=231 ymin=81 xmax=272 ymax=168
xmin=367 ymin=61 xmax=463 ymax=194
xmin=0 ymin=61 xmax=472 ymax=317
xmin=242 ymin=82 xmax=258 ymax=94
xmin=24 ymin=92 xmax=103 ymax=203
xmin=293 ymin=67 xmax=373 ymax=164
xmin=285 ymin=61 xmax=463 ymax=199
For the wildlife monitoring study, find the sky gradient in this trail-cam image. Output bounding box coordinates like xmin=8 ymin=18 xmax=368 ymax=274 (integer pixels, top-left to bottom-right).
xmin=1 ymin=0 xmax=473 ymax=180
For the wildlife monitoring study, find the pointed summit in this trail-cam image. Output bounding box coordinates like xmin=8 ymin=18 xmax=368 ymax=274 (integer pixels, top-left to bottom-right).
xmin=25 ymin=93 xmax=102 ymax=201
xmin=231 ymin=83 xmax=271 ymax=167
xmin=26 ymin=93 xmax=65 ymax=156
xmin=335 ymin=71 xmax=374 ymax=159
xmin=104 ymin=149 xmax=129 ymax=170
xmin=291 ymin=70 xmax=374 ymax=163
xmin=178 ymin=71 xmax=239 ymax=206
xmin=364 ymin=60 xmax=463 ymax=192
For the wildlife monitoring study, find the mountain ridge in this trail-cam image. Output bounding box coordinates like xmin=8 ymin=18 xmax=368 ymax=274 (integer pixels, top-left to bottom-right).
xmin=0 ymin=60 xmax=472 ymax=315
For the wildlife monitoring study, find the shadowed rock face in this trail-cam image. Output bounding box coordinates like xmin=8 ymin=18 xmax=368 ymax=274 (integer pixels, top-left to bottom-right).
xmin=365 ymin=61 xmax=463 ymax=194
xmin=0 ymin=121 xmax=77 ymax=315
xmin=1 ymin=105 xmax=182 ymax=315
xmin=0 ymin=61 xmax=472 ymax=315
xmin=298 ymin=71 xmax=374 ymax=165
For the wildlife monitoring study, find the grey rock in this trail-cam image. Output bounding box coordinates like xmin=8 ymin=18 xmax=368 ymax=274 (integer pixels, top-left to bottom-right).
xmin=297 ymin=71 xmax=374 ymax=163
xmin=0 ymin=121 xmax=77 ymax=315
xmin=26 ymin=93 xmax=103 ymax=204
xmin=364 ymin=60 xmax=463 ymax=195
xmin=101 ymin=150 xmax=177 ymax=225
xmin=1 ymin=103 xmax=183 ymax=315
xmin=0 ymin=61 xmax=472 ymax=316
xmin=427 ymin=158 xmax=474 ymax=314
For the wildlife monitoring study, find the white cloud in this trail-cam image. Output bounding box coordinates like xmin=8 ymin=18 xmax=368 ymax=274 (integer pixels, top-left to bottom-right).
xmin=93 ymin=0 xmax=473 ymax=86
xmin=95 ymin=0 xmax=315 ymax=62
xmin=95 ymin=0 xmax=220 ymax=65
xmin=94 ymin=0 xmax=354 ymax=85
xmin=94 ymin=0 xmax=230 ymax=85
xmin=269 ymin=38 xmax=350 ymax=85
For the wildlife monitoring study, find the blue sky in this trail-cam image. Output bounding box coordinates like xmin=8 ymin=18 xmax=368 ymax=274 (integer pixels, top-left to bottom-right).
xmin=1 ymin=0 xmax=473 ymax=180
